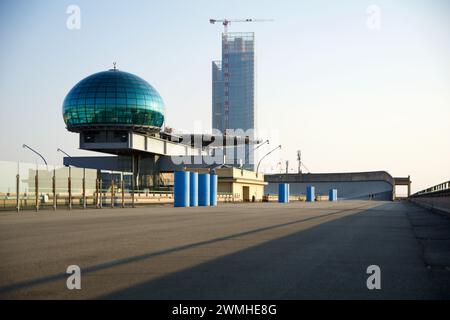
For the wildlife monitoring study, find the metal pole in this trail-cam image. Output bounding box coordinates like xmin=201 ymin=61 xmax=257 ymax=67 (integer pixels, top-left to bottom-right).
xmin=99 ymin=179 xmax=103 ymax=208
xmin=95 ymin=178 xmax=99 ymax=208
xmin=408 ymin=175 xmax=411 ymax=197
xmin=16 ymin=162 xmax=20 ymax=212
xmin=82 ymin=168 xmax=86 ymax=209
xmin=68 ymin=166 xmax=72 ymax=210
xmin=136 ymin=154 xmax=140 ymax=190
xmin=121 ymin=172 xmax=125 ymax=208
xmin=111 ymin=175 xmax=114 ymax=208
xmin=16 ymin=172 xmax=20 ymax=213
xmin=256 ymin=145 xmax=282 ymax=177
xmin=253 ymin=139 xmax=269 ymax=151
xmin=57 ymin=148 xmax=71 ymax=158
xmin=35 ymin=168 xmax=39 ymax=212
xmin=23 ymin=144 xmax=48 ymax=171
xmin=52 ymin=169 xmax=56 ymax=210
xmin=131 ymin=154 xmax=135 ymax=208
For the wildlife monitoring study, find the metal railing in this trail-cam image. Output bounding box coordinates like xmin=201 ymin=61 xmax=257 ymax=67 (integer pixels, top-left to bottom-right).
xmin=0 ymin=161 xmax=246 ymax=212
xmin=0 ymin=160 xmax=176 ymax=212
xmin=410 ymin=180 xmax=450 ymax=198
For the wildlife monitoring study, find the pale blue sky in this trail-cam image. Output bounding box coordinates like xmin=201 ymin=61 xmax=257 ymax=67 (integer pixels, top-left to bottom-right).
xmin=0 ymin=0 xmax=449 ymax=193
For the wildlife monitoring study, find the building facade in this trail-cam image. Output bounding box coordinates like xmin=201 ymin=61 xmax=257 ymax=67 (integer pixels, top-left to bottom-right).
xmin=212 ymin=32 xmax=256 ymax=170
xmin=190 ymin=167 xmax=266 ymax=202
xmin=212 ymin=60 xmax=224 ymax=133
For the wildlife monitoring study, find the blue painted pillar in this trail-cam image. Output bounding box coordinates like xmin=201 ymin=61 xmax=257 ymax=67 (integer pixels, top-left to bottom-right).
xmin=198 ymin=173 xmax=210 ymax=206
xmin=329 ymin=189 xmax=337 ymax=201
xmin=210 ymin=174 xmax=218 ymax=206
xmin=174 ymin=171 xmax=190 ymax=207
xmin=286 ymin=183 xmax=290 ymax=203
xmin=306 ymin=186 xmax=315 ymax=202
xmin=189 ymin=171 xmax=198 ymax=207
xmin=278 ymin=183 xmax=287 ymax=203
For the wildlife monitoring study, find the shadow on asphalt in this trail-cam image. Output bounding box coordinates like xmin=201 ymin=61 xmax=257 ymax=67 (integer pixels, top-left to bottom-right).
xmin=97 ymin=202 xmax=447 ymax=299
xmin=0 ymin=202 xmax=374 ymax=296
xmin=2 ymin=202 xmax=449 ymax=299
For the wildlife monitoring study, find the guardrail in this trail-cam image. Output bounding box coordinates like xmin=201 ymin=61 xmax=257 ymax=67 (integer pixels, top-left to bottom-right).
xmin=0 ymin=160 xmax=179 ymax=212
xmin=410 ymin=180 xmax=450 ymax=197
xmin=409 ymin=180 xmax=450 ymax=215
xmin=0 ymin=159 xmax=251 ymax=212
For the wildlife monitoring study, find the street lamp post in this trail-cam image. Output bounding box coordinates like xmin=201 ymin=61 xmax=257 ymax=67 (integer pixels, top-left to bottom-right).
xmin=256 ymin=145 xmax=281 ymax=177
xmin=253 ymin=139 xmax=269 ymax=151
xmin=56 ymin=148 xmax=75 ymax=210
xmin=23 ymin=144 xmax=48 ymax=170
xmin=53 ymin=148 xmax=73 ymax=210
xmin=57 ymin=148 xmax=71 ymax=159
xmin=57 ymin=148 xmax=73 ymax=210
xmin=22 ymin=144 xmax=48 ymax=212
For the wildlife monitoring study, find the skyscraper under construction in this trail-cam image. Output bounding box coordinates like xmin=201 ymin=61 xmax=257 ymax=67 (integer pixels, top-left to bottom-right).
xmin=212 ymin=32 xmax=256 ymax=169
xmin=212 ymin=32 xmax=255 ymax=133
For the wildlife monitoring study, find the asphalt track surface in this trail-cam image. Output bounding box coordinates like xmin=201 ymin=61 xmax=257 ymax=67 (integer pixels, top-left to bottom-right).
xmin=1 ymin=200 xmax=449 ymax=299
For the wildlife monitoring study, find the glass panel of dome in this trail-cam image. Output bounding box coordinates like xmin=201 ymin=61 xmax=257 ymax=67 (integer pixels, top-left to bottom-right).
xmin=63 ymin=69 xmax=165 ymax=132
xmin=127 ymin=98 xmax=137 ymax=105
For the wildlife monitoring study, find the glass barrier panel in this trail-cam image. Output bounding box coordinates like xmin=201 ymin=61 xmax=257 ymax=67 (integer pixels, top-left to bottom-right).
xmin=0 ymin=161 xmax=19 ymax=210
xmin=71 ymin=167 xmax=84 ymax=208
xmin=37 ymin=164 xmax=53 ymax=209
xmin=18 ymin=162 xmax=39 ymax=210
xmin=55 ymin=166 xmax=69 ymax=208
xmin=85 ymin=168 xmax=97 ymax=207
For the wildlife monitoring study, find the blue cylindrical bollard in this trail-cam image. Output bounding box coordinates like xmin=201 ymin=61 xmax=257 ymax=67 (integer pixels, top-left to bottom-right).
xmin=306 ymin=186 xmax=315 ymax=202
xmin=174 ymin=171 xmax=190 ymax=207
xmin=329 ymin=189 xmax=337 ymax=201
xmin=198 ymin=173 xmax=210 ymax=206
xmin=286 ymin=183 xmax=290 ymax=203
xmin=279 ymin=183 xmax=287 ymax=203
xmin=210 ymin=174 xmax=218 ymax=206
xmin=189 ymin=171 xmax=198 ymax=207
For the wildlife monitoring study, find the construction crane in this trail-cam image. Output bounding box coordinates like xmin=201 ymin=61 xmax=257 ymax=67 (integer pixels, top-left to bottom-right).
xmin=210 ymin=18 xmax=273 ymax=132
xmin=209 ymin=18 xmax=273 ymax=33
xmin=297 ymin=150 xmax=311 ymax=174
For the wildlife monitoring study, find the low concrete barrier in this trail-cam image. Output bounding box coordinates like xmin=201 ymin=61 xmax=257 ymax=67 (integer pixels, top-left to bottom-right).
xmin=409 ymin=197 xmax=450 ymax=215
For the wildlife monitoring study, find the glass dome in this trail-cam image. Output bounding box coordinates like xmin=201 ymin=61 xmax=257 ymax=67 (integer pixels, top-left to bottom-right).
xmin=62 ymin=69 xmax=165 ymax=133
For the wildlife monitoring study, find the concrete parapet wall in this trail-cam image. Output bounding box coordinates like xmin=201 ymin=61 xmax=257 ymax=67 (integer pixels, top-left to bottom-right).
xmin=265 ymin=171 xmax=394 ymax=186
xmin=409 ymin=197 xmax=450 ymax=215
xmin=265 ymin=180 xmax=393 ymax=201
xmin=264 ymin=171 xmax=394 ymax=201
